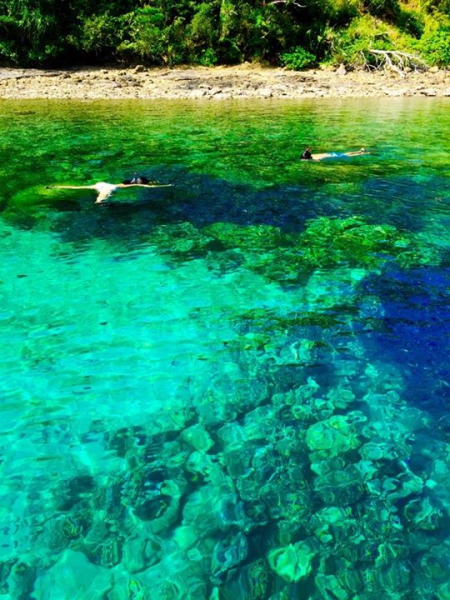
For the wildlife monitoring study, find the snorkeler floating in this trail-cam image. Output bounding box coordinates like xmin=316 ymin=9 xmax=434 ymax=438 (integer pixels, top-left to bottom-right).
xmin=47 ymin=174 xmax=173 ymax=204
xmin=301 ymin=147 xmax=369 ymax=161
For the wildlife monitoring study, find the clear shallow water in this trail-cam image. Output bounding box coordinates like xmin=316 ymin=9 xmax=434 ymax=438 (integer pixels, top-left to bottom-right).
xmin=1 ymin=98 xmax=450 ymax=599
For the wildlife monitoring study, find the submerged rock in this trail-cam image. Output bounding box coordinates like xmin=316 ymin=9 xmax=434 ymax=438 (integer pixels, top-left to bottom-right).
xmin=210 ymin=531 xmax=248 ymax=583
xmin=306 ymin=415 xmax=360 ymax=459
xmin=218 ymin=559 xmax=274 ymax=600
xmin=182 ymin=424 xmax=214 ymax=452
xmin=122 ymin=533 xmax=162 ymax=573
xmin=32 ymin=550 xmax=112 ymax=599
xmin=202 ymin=222 xmax=286 ymax=253
xmin=268 ymin=540 xmax=316 ymax=583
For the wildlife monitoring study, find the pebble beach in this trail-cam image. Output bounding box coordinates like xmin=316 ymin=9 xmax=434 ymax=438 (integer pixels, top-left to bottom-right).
xmin=0 ymin=63 xmax=449 ymax=100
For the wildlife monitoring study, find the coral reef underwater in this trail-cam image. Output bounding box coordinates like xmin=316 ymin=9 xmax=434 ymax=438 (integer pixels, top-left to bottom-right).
xmin=3 ymin=215 xmax=450 ymax=600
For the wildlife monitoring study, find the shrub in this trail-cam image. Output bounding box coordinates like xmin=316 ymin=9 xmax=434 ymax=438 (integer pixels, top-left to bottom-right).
xmin=280 ymin=46 xmax=316 ymax=70
xmin=419 ymin=25 xmax=450 ymax=66
xmin=328 ymin=14 xmax=416 ymax=66
xmin=117 ymin=7 xmax=166 ymax=63
xmin=361 ymin=0 xmax=400 ymax=20
xmin=198 ymin=47 xmax=218 ymax=66
xmin=74 ymin=14 xmax=122 ymax=55
xmin=397 ymin=8 xmax=424 ymax=38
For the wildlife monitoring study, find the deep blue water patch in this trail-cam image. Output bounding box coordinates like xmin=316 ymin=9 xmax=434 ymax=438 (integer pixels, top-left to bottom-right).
xmin=360 ymin=264 xmax=450 ymax=411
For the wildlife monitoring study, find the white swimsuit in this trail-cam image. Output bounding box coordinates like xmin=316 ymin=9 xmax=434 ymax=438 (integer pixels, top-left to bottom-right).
xmin=94 ymin=182 xmax=118 ymax=198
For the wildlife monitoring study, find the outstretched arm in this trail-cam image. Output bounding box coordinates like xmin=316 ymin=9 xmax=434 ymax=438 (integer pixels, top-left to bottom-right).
xmin=115 ymin=183 xmax=173 ymax=189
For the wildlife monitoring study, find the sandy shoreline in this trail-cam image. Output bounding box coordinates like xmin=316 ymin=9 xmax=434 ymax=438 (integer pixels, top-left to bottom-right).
xmin=0 ymin=64 xmax=449 ymax=100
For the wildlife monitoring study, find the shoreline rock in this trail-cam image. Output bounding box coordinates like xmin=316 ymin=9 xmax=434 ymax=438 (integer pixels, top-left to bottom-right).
xmin=0 ymin=64 xmax=449 ymax=100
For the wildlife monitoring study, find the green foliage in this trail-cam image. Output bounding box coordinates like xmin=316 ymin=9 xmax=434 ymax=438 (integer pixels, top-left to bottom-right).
xmin=73 ymin=13 xmax=122 ymax=55
xmin=397 ymin=7 xmax=424 ymax=38
xmin=189 ymin=3 xmax=217 ymax=46
xmin=0 ymin=15 xmax=19 ymax=62
xmin=280 ymin=46 xmax=316 ymax=70
xmin=361 ymin=0 xmax=400 ymax=20
xmin=187 ymin=3 xmax=221 ymax=64
xmin=325 ymin=0 xmax=360 ymax=26
xmin=198 ymin=47 xmax=218 ymax=66
xmin=327 ymin=14 xmax=416 ymax=66
xmin=419 ymin=23 xmax=450 ymax=66
xmin=117 ymin=7 xmax=166 ymax=63
xmin=0 ymin=0 xmax=448 ymax=67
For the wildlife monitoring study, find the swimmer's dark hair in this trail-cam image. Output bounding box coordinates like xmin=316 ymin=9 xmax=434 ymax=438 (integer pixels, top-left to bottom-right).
xmin=122 ymin=174 xmax=150 ymax=185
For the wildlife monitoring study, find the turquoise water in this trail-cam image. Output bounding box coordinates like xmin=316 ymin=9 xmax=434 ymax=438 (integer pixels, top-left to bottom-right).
xmin=1 ymin=98 xmax=450 ymax=599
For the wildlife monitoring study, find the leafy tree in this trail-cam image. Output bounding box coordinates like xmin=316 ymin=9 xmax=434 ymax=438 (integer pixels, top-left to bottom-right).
xmin=0 ymin=0 xmax=448 ymax=68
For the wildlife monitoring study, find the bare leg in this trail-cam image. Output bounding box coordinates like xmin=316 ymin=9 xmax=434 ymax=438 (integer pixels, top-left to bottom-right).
xmin=344 ymin=148 xmax=368 ymax=156
xmin=309 ymin=153 xmax=333 ymax=161
xmin=95 ymin=190 xmax=113 ymax=204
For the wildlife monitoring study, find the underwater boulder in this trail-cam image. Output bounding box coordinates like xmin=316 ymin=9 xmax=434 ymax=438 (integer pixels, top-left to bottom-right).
xmin=306 ymin=415 xmax=360 ymax=459
xmin=172 ymin=524 xmax=199 ymax=551
xmin=210 ymin=532 xmax=248 ymax=584
xmin=303 ymin=267 xmax=368 ymax=311
xmin=182 ymin=480 xmax=242 ymax=537
xmin=150 ymin=222 xmax=216 ymax=260
xmin=243 ymin=405 xmax=281 ymax=442
xmin=222 ymin=442 xmax=259 ymax=479
xmin=312 ymin=462 xmax=367 ymax=507
xmin=359 ymin=440 xmax=393 ymax=462
xmin=403 ymin=496 xmax=443 ymax=531
xmin=264 ymin=486 xmax=312 ymax=523
xmin=267 ymin=540 xmax=316 ymax=583
xmin=3 ymin=561 xmax=36 ymax=600
xmin=202 ymin=222 xmax=286 ymax=253
xmin=437 ymin=582 xmax=450 ymax=600
xmin=218 ymin=559 xmax=273 ymax=600
xmin=122 ymin=532 xmax=162 ymax=573
xmin=327 ymin=386 xmax=356 ymax=410
xmin=311 ymin=506 xmax=363 ymax=548
xmin=133 ymin=479 xmax=182 ymax=535
xmin=333 ymin=559 xmax=365 ymax=596
xmin=182 ymin=424 xmax=214 ymax=452
xmin=377 ymin=559 xmax=411 ymax=593
xmin=32 ymin=550 xmax=112 ymax=599
xmin=315 ymin=573 xmax=349 ymax=600
xmin=417 ymin=545 xmax=450 ymax=583
xmin=298 ymin=216 xmax=419 ymax=270
xmin=107 ymin=576 xmax=150 ymax=600
xmin=217 ymin=422 xmax=248 ymax=448
xmin=185 ymin=450 xmax=220 ymax=483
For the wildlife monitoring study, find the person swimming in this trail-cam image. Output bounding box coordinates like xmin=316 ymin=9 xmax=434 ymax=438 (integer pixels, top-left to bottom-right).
xmin=47 ymin=180 xmax=173 ymax=204
xmin=301 ymin=147 xmax=369 ymax=161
